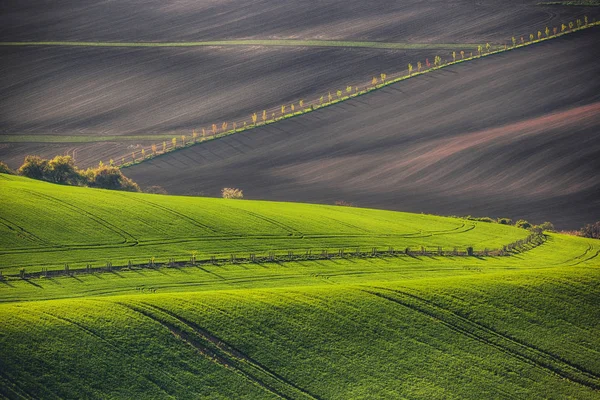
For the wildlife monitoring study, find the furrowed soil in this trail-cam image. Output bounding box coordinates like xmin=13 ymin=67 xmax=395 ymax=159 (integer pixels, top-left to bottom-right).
xmin=125 ymin=28 xmax=600 ymax=230
xmin=1 ymin=0 xmax=598 ymax=167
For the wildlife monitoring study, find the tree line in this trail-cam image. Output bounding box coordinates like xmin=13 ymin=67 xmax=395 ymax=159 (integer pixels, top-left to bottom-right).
xmin=0 ymin=156 xmax=140 ymax=192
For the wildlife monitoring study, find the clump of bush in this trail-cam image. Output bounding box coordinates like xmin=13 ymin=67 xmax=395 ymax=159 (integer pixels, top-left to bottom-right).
xmin=515 ymin=219 xmax=532 ymax=230
xmin=334 ymin=200 xmax=354 ymax=207
xmin=580 ymin=221 xmax=600 ymax=239
xmin=0 ymin=161 xmax=15 ymax=175
xmin=222 ymin=187 xmax=243 ymax=199
xmin=145 ymin=185 xmax=168 ymax=195
xmin=16 ymin=155 xmax=140 ymax=192
xmin=497 ymin=217 xmax=512 ymax=225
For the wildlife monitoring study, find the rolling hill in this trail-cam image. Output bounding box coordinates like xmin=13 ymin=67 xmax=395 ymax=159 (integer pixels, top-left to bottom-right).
xmin=0 ymin=175 xmax=599 ymax=399
xmin=124 ymin=27 xmax=600 ymax=230
xmin=0 ymin=174 xmax=528 ymax=275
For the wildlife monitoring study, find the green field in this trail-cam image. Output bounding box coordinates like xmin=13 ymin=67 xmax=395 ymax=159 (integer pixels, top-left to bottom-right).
xmin=0 ymin=175 xmax=529 ymax=275
xmin=1 ymin=175 xmax=599 ymax=399
xmin=0 ymin=40 xmax=483 ymax=50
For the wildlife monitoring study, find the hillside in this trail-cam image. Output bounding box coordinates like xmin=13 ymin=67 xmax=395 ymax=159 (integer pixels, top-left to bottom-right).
xmin=124 ymin=27 xmax=600 ymax=230
xmin=0 ymin=174 xmax=529 ymax=275
xmin=1 ymin=177 xmax=599 ymax=399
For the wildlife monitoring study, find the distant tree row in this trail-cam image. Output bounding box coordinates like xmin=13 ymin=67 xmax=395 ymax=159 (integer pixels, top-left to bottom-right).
xmin=122 ymin=15 xmax=593 ymax=167
xmin=12 ymin=155 xmax=140 ymax=192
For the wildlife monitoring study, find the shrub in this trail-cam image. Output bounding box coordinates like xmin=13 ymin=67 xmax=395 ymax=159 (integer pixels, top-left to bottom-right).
xmin=47 ymin=156 xmax=81 ymax=185
xmin=515 ymin=219 xmax=532 ymax=230
xmin=537 ymin=221 xmax=555 ymax=232
xmin=497 ymin=218 xmax=512 ymax=225
xmin=145 ymin=185 xmax=168 ymax=195
xmin=0 ymin=161 xmax=15 ymax=175
xmin=580 ymin=221 xmax=600 ymax=239
xmin=87 ymin=166 xmax=140 ymax=192
xmin=334 ymin=200 xmax=354 ymax=207
xmin=468 ymin=216 xmax=494 ymax=223
xmin=18 ymin=155 xmax=49 ymax=180
xmin=222 ymin=188 xmax=243 ymax=199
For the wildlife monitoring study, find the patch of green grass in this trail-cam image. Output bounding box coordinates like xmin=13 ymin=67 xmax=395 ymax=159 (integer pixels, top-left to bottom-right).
xmin=1 ymin=175 xmax=599 ymax=399
xmin=0 ymin=174 xmax=528 ymax=275
xmin=0 ymin=40 xmax=483 ymax=50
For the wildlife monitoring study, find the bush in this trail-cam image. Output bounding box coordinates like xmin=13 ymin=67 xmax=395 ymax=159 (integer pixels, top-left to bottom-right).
xmin=17 ymin=155 xmax=140 ymax=192
xmin=0 ymin=161 xmax=15 ymax=175
xmin=537 ymin=221 xmax=555 ymax=232
xmin=18 ymin=155 xmax=49 ymax=180
xmin=468 ymin=216 xmax=494 ymax=223
xmin=515 ymin=219 xmax=532 ymax=230
xmin=87 ymin=166 xmax=140 ymax=192
xmin=497 ymin=218 xmax=512 ymax=225
xmin=580 ymin=221 xmax=600 ymax=239
xmin=334 ymin=200 xmax=354 ymax=207
xmin=222 ymin=188 xmax=243 ymax=199
xmin=145 ymin=185 xmax=168 ymax=195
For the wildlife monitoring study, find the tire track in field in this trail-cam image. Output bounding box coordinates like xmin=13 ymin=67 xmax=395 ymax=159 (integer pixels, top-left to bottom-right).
xmin=144 ymin=303 xmax=320 ymax=400
xmin=111 ymin=192 xmax=218 ymax=234
xmin=0 ymin=370 xmax=39 ymax=400
xmin=37 ymin=307 xmax=190 ymax=398
xmin=0 ymin=215 xmax=49 ymax=245
xmin=217 ymin=204 xmax=304 ymax=237
xmin=363 ymin=287 xmax=600 ymax=390
xmin=20 ymin=189 xmax=138 ymax=243
xmin=121 ymin=302 xmax=315 ymax=400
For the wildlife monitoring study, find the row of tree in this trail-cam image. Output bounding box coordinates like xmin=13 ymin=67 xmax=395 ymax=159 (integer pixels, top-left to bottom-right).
xmin=120 ymin=16 xmax=593 ymax=167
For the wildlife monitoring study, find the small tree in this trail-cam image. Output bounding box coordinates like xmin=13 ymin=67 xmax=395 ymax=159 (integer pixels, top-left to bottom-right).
xmin=511 ymin=37 xmax=516 ymax=47
xmin=408 ymin=63 xmax=413 ymax=76
xmin=299 ymin=100 xmax=304 ymax=108
xmin=561 ymin=24 xmax=566 ymax=32
xmin=328 ymin=92 xmax=333 ymax=102
xmin=281 ymin=105 xmax=286 ymax=115
xmin=515 ymin=219 xmax=532 ymax=230
xmin=380 ymin=73 xmax=386 ymax=83
xmin=460 ymin=50 xmax=465 ymax=59
xmin=212 ymin=123 xmax=218 ymax=135
xmin=262 ymin=110 xmax=267 ymax=123
xmin=192 ymin=130 xmax=198 ymax=143
xmin=452 ymin=51 xmax=456 ymax=62
xmin=553 ymin=27 xmax=558 ymax=35
xmin=372 ymin=76 xmax=378 ymax=86
xmin=336 ymin=90 xmax=342 ymax=98
xmin=530 ymin=33 xmax=534 ymax=41
xmin=18 ymin=156 xmax=48 ymax=180
xmin=584 ymin=16 xmax=588 ymax=26
xmin=132 ymin=152 xmax=136 ymax=162
xmin=346 ymin=86 xmax=352 ymax=94
xmin=319 ymin=96 xmax=324 ymax=104
xmin=537 ymin=31 xmax=542 ymax=40
xmin=568 ymin=21 xmax=574 ymax=30
xmin=171 ymin=137 xmax=177 ymax=148
xmin=222 ymin=122 xmax=228 ymax=131
xmin=221 ymin=188 xmax=243 ymax=199
xmin=417 ymin=61 xmax=422 ymax=72
xmin=141 ymin=149 xmax=146 ymax=158
xmin=202 ymin=128 xmax=206 ymax=139
xmin=252 ymin=113 xmax=258 ymax=125
xmin=0 ymin=161 xmax=15 ymax=175
xmin=291 ymin=104 xmax=295 ymax=112
xmin=477 ymin=45 xmax=482 ymax=56
xmin=162 ymin=141 xmax=167 ymax=152
xmin=537 ymin=221 xmax=555 ymax=232
xmin=545 ymin=27 xmax=550 ymax=37
xmin=181 ymin=135 xmax=186 ymax=146
xmin=580 ymin=221 xmax=600 ymax=239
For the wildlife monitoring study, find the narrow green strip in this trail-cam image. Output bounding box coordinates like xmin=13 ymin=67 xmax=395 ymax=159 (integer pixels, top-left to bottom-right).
xmin=0 ymin=39 xmax=483 ymax=50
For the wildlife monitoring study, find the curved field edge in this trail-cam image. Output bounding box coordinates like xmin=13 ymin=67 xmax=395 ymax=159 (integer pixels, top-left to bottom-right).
xmin=0 ymin=233 xmax=597 ymax=303
xmin=0 ymin=175 xmax=534 ymax=275
xmin=0 ymin=40 xmax=483 ymax=50
xmin=0 ymin=256 xmax=598 ymax=399
xmin=118 ymin=21 xmax=600 ymax=169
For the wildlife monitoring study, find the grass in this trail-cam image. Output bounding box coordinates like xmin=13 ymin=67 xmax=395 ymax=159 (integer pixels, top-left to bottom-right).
xmin=1 ymin=175 xmax=599 ymax=398
xmin=0 ymin=40 xmax=484 ymax=50
xmin=0 ymin=174 xmax=528 ymax=275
